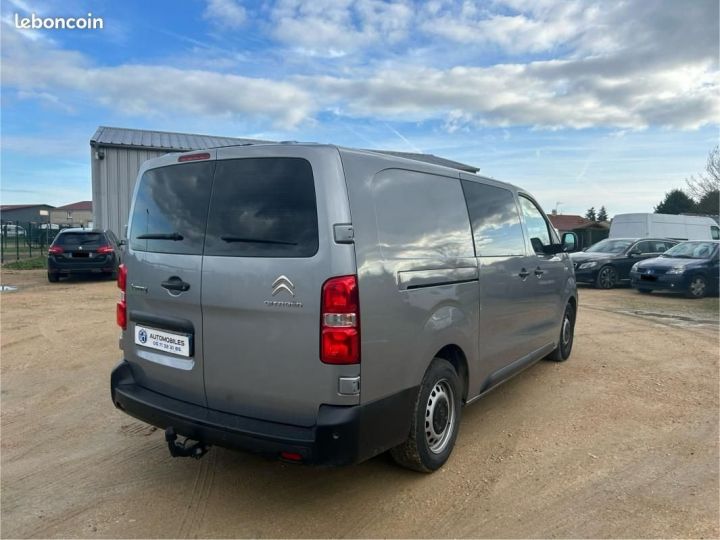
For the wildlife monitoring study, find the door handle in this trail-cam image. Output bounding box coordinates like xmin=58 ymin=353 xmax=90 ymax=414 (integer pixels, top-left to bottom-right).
xmin=534 ymin=267 xmax=545 ymax=277
xmin=161 ymin=276 xmax=190 ymax=292
xmin=518 ymin=268 xmax=530 ymax=279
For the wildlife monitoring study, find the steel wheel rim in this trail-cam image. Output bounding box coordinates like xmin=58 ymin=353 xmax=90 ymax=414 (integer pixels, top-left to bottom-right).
xmin=690 ymin=277 xmax=705 ymax=297
xmin=599 ymin=267 xmax=615 ymax=288
xmin=425 ymin=379 xmax=455 ymax=454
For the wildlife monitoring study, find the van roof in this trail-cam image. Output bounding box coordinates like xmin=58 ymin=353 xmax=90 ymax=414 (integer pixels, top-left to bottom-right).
xmin=211 ymin=141 xmax=481 ymax=174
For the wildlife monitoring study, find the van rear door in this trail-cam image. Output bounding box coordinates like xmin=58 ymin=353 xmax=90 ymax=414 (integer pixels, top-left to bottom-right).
xmin=122 ymin=155 xmax=215 ymax=407
xmin=201 ymin=147 xmax=356 ymax=427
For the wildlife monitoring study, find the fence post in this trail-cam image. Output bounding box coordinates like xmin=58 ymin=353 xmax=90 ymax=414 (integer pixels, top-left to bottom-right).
xmin=28 ymin=222 xmax=33 ymax=259
xmin=15 ymin=220 xmax=20 ymax=261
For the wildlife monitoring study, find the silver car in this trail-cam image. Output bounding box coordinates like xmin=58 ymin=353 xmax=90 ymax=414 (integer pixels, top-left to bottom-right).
xmin=111 ymin=144 xmax=578 ymax=472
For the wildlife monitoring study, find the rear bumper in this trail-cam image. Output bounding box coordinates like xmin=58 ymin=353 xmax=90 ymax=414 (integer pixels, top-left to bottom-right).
xmin=49 ymin=256 xmax=116 ymax=274
xmin=110 ymin=360 xmax=416 ymax=466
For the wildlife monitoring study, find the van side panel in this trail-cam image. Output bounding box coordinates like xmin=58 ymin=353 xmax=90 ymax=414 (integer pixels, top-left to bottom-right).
xmin=339 ymin=149 xmax=481 ymax=405
xmin=611 ymin=213 xmax=717 ymax=240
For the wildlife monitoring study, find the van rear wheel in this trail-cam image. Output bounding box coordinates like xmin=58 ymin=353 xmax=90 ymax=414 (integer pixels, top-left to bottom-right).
xmin=390 ymin=358 xmax=462 ymax=472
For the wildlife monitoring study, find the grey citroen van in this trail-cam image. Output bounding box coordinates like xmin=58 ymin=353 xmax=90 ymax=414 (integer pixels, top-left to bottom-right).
xmin=110 ymin=143 xmax=578 ymax=472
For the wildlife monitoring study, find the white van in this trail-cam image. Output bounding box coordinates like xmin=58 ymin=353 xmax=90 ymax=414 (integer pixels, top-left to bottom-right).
xmin=610 ymin=213 xmax=719 ymax=241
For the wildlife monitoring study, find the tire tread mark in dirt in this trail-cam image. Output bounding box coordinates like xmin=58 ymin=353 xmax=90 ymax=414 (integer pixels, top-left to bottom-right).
xmin=177 ymin=450 xmax=217 ymax=538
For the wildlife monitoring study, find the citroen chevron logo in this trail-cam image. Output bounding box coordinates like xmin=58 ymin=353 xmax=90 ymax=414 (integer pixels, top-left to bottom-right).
xmin=271 ymin=275 xmax=295 ymax=297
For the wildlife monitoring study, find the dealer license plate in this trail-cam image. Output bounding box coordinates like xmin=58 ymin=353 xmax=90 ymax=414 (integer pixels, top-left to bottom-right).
xmin=134 ymin=325 xmax=191 ymax=357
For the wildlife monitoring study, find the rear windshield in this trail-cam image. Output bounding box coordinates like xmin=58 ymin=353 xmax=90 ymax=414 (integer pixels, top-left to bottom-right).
xmin=204 ymin=158 xmax=318 ymax=258
xmin=129 ymin=161 xmax=215 ymax=255
xmin=129 ymin=158 xmax=318 ymax=258
xmin=55 ymin=232 xmax=105 ymax=246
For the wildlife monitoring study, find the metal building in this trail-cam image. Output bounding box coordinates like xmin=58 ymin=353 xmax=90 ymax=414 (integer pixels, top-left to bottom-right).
xmin=90 ymin=126 xmax=479 ymax=236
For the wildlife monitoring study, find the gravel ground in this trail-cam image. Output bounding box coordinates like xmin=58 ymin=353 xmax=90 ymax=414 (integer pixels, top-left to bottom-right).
xmin=1 ymin=270 xmax=718 ymax=538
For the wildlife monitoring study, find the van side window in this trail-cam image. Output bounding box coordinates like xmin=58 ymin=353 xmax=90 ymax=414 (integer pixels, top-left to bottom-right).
xmin=518 ymin=196 xmax=552 ymax=253
xmin=712 ymin=226 xmax=719 ymax=240
xmin=204 ymin=158 xmax=319 ymax=258
xmin=372 ymin=169 xmax=474 ymax=260
xmin=461 ymin=181 xmax=526 ymax=256
xmin=129 ymin=162 xmax=214 ymax=255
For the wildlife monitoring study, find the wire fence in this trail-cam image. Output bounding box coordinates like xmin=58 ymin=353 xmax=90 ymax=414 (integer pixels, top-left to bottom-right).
xmin=0 ymin=221 xmax=73 ymax=264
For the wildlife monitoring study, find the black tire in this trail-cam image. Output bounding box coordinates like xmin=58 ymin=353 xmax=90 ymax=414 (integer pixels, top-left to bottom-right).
xmin=595 ymin=265 xmax=618 ymax=289
xmin=546 ymin=301 xmax=576 ymax=362
xmin=47 ymin=272 xmax=59 ymax=283
xmin=390 ymin=358 xmax=462 ymax=472
xmin=637 ymin=288 xmax=652 ymax=294
xmin=685 ymin=274 xmax=707 ymax=299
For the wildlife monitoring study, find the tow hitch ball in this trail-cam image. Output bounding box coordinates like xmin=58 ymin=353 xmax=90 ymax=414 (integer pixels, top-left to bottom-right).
xmin=165 ymin=427 xmax=210 ymax=459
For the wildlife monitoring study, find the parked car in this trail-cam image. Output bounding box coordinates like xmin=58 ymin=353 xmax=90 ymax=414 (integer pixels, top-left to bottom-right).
xmin=111 ymin=144 xmax=578 ymax=472
xmin=47 ymin=228 xmax=122 ymax=282
xmin=630 ymin=240 xmax=719 ymax=298
xmin=570 ymin=238 xmax=679 ymax=288
xmin=610 ymin=213 xmax=719 ymax=241
xmin=1 ymin=224 xmax=26 ymax=237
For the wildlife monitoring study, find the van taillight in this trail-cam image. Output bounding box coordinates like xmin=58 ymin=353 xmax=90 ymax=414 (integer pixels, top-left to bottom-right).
xmin=116 ymin=264 xmax=127 ymax=330
xmin=321 ymin=275 xmax=359 ymax=364
xmin=97 ymin=245 xmax=114 ymax=254
xmin=48 ymin=245 xmax=63 ymax=255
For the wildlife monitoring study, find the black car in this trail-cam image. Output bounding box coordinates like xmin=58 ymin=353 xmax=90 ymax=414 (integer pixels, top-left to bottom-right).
xmin=47 ymin=228 xmax=122 ymax=282
xmin=630 ymin=240 xmax=719 ymax=298
xmin=570 ymin=238 xmax=679 ymax=289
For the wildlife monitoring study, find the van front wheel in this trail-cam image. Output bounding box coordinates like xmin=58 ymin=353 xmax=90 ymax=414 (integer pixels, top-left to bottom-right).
xmin=546 ymin=302 xmax=576 ymax=362
xmin=390 ymin=358 xmax=462 ymax=472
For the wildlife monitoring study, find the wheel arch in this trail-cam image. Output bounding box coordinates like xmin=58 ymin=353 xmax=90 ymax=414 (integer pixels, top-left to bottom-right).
xmin=433 ymin=344 xmax=469 ymax=403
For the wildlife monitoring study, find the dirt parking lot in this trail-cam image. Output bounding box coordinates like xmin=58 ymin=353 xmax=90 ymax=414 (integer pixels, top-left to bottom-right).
xmin=1 ymin=270 xmax=718 ymax=538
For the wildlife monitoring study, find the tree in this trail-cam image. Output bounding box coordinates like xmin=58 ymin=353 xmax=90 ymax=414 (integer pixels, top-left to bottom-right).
xmin=686 ymin=146 xmax=720 ymax=200
xmin=597 ymin=206 xmax=608 ymax=222
xmin=695 ymin=189 xmax=719 ymax=215
xmin=585 ymin=207 xmax=596 ymax=221
xmin=654 ymin=189 xmax=696 ymax=214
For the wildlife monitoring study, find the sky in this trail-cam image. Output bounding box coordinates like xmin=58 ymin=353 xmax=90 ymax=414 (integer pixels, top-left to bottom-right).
xmin=1 ymin=0 xmax=718 ymax=217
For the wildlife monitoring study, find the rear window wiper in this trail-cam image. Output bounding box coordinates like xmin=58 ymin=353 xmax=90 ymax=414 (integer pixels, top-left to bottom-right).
xmin=220 ymin=235 xmax=297 ymax=246
xmin=136 ymin=232 xmax=184 ymax=241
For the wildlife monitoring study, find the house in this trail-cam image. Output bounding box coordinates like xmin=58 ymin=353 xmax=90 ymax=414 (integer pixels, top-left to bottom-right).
xmin=548 ymin=212 xmax=610 ymax=250
xmin=51 ymin=201 xmax=93 ymax=227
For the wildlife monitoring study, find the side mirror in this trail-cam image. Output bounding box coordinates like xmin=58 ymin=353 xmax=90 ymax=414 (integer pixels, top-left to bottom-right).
xmin=541 ymin=232 xmax=577 ymax=255
xmin=561 ymin=232 xmax=578 ymax=252
xmin=118 ymin=239 xmax=127 ymax=246
xmin=629 ymin=249 xmax=642 ymax=257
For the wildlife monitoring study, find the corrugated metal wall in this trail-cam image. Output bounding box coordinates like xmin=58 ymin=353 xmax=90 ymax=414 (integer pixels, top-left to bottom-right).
xmin=92 ymin=146 xmax=167 ymax=236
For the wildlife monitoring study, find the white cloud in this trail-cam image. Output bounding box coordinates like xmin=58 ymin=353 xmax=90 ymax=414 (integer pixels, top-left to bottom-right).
xmin=1 ymin=26 xmax=314 ymax=128
xmin=203 ymin=0 xmax=246 ymax=29
xmin=1 ymin=0 xmax=717 ymax=131
xmin=269 ymin=0 xmax=413 ymax=56
xmin=418 ymin=0 xmax=594 ymax=53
